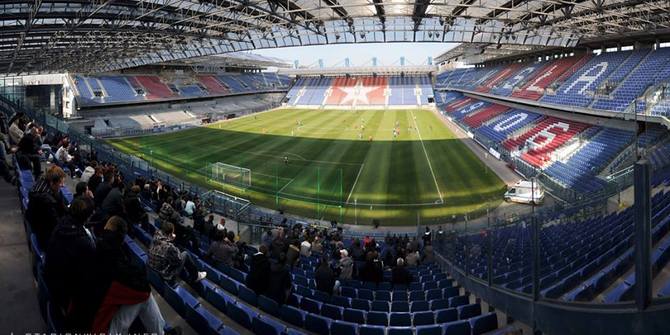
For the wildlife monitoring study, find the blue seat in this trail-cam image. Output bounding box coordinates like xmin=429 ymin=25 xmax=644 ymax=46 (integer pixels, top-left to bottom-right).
xmin=227 ymin=302 xmax=256 ymax=329
xmin=330 ymin=320 xmax=358 ymax=335
xmin=367 ymin=311 xmax=388 ymax=326
xmin=411 ymin=300 xmax=430 ymax=312
xmin=331 ymin=295 xmax=351 ymax=308
xmin=409 ymin=290 xmax=426 ymax=301
xmin=164 ymin=285 xmax=199 ymax=316
xmin=438 ymin=279 xmax=453 ymax=288
xmin=444 ymin=287 xmax=459 ymax=298
xmin=470 ymin=312 xmax=498 ymax=335
xmin=390 ymin=312 xmax=411 ymax=326
xmin=413 ymin=311 xmax=435 ymax=326
xmin=457 ymin=303 xmax=481 ymax=320
xmin=426 ymin=289 xmax=443 ymax=300
xmin=391 ymin=301 xmax=409 ymax=312
xmin=300 ymin=297 xmax=321 ymax=314
xmin=424 ymin=281 xmax=438 ymax=290
xmin=257 ymin=295 xmax=279 ymax=316
xmin=279 ymin=305 xmax=305 ymax=327
xmin=358 ymin=289 xmax=374 ymax=301
xmin=321 ymin=303 xmax=343 ymax=320
xmin=147 ymin=268 xmax=166 ymax=296
xmin=449 ymin=295 xmax=469 ymax=308
xmin=443 ymin=320 xmax=471 ymax=335
xmin=252 ymin=315 xmax=285 ymax=335
xmin=305 ymin=313 xmax=330 ymax=335
xmin=436 ymin=308 xmax=458 ymax=323
xmin=188 ymin=305 xmax=224 ymax=335
xmin=206 ymin=287 xmax=233 ymax=314
xmin=376 ymin=290 xmax=391 ymax=301
xmin=313 ymin=289 xmax=332 ymax=303
xmin=409 ymin=282 xmax=423 ymax=291
xmin=417 ymin=324 xmax=442 ymax=335
xmin=219 ymin=276 xmax=239 ymax=296
xmin=343 ymin=308 xmax=366 ymax=324
xmin=238 ymin=285 xmax=258 ymax=306
xmin=341 ymin=286 xmax=356 ymax=298
xmin=431 ymin=299 xmax=449 ymax=310
xmin=371 ymin=300 xmax=389 ymax=312
xmin=46 ymin=301 xmax=64 ymax=332
xmin=286 ymin=329 xmax=307 ymax=335
xmin=392 ymin=291 xmax=408 ymax=301
xmin=360 ymin=325 xmax=385 ymax=335
xmin=378 ymin=282 xmax=392 ymax=290
xmin=351 ymin=298 xmax=370 ymax=311
xmin=388 ymin=327 xmax=413 ymax=335
xmin=220 ymin=326 xmax=241 ymax=335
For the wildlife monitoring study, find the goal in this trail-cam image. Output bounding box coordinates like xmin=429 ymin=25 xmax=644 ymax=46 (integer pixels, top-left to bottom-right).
xmin=207 ymin=162 xmax=251 ymax=188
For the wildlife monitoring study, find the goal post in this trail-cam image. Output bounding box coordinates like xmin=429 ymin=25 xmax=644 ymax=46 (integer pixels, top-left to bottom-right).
xmin=207 ymin=162 xmax=251 ymax=188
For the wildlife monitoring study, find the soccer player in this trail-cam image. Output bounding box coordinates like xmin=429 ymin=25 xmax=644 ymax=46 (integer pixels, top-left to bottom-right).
xmin=284 ymin=156 xmax=289 ymax=165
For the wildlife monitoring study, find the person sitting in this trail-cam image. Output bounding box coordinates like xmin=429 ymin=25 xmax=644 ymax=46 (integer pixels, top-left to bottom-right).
xmin=124 ymin=185 xmax=147 ymax=226
xmin=312 ymin=236 xmax=323 ymax=254
xmin=182 ymin=196 xmax=196 ymax=217
xmin=315 ymin=256 xmax=338 ymax=295
xmin=16 ymin=125 xmax=44 ymax=178
xmin=55 ymin=141 xmax=76 ymax=178
xmin=147 ymin=221 xmax=206 ymax=284
xmin=247 ymin=245 xmax=271 ymax=296
xmin=405 ymin=249 xmax=420 ymax=267
xmin=391 ymin=258 xmax=413 ymax=287
xmin=101 ymin=177 xmax=125 ymax=219
xmin=159 ymin=197 xmax=182 ymax=225
xmin=27 ymin=165 xmax=69 ymax=248
xmin=207 ymin=230 xmax=238 ymax=269
xmin=94 ymin=170 xmax=116 ymax=210
xmin=91 ymin=216 xmax=180 ymax=335
xmin=44 ymin=198 xmax=96 ymax=331
xmin=300 ymin=238 xmax=312 ymax=257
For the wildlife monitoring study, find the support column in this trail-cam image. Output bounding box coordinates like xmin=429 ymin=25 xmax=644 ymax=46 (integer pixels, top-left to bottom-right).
xmin=634 ymin=160 xmax=651 ymax=310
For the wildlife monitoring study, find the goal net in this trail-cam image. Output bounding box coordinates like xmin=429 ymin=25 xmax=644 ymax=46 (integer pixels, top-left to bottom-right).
xmin=207 ymin=162 xmax=251 ymax=188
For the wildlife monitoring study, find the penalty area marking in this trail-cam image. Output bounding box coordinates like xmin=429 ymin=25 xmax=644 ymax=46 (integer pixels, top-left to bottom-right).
xmin=346 ymin=163 xmax=365 ymax=204
xmin=410 ymin=110 xmax=444 ymax=204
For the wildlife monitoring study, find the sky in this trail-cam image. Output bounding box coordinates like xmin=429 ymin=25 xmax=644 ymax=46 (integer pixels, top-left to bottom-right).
xmin=253 ymin=42 xmax=457 ymax=68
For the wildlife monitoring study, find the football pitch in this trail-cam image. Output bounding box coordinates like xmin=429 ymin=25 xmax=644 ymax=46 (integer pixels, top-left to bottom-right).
xmin=109 ymin=108 xmax=506 ymax=225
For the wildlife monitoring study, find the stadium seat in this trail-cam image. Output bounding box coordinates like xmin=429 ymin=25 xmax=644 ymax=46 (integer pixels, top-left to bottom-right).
xmin=305 ymin=313 xmax=331 ymax=335
xmin=367 ymin=311 xmax=389 ymax=326
xmin=376 ymin=290 xmax=391 ymax=301
xmin=341 ymin=287 xmax=356 ymax=298
xmin=409 ymin=290 xmax=426 ymax=301
xmin=443 ymin=320 xmax=471 ymax=335
xmin=388 ymin=327 xmax=413 ymax=335
xmin=301 ymin=297 xmax=321 ymax=314
xmin=351 ymin=298 xmax=370 ymax=311
xmin=470 ymin=312 xmax=498 ymax=335
xmin=360 ymin=325 xmax=386 ymax=335
xmin=411 ymin=301 xmax=430 ymax=312
xmin=221 ymin=326 xmax=241 ymax=335
xmin=449 ymin=295 xmax=469 ymax=308
xmin=413 ymin=311 xmax=435 ymax=326
xmin=279 ymin=305 xmax=306 ymax=327
xmin=252 ymin=315 xmax=286 ymax=335
xmin=331 ymin=295 xmax=351 ymax=308
xmin=426 ymin=289 xmax=443 ymax=300
xmin=416 ymin=325 xmax=442 ymax=335
xmin=206 ymin=287 xmax=234 ymax=315
xmin=219 ymin=276 xmax=239 ymax=296
xmin=164 ymin=285 xmax=199 ymax=316
xmin=321 ymin=303 xmax=343 ymax=320
xmin=391 ymin=301 xmax=410 ymax=312
xmin=238 ymin=285 xmax=258 ymax=306
xmin=358 ymin=289 xmax=374 ymax=301
xmin=444 ymin=287 xmax=459 ymax=299
xmin=431 ymin=299 xmax=449 ymax=310
xmin=389 ymin=312 xmax=412 ymax=326
xmin=436 ymin=308 xmax=458 ymax=323
xmin=457 ymin=303 xmax=482 ymax=320
xmin=257 ymin=295 xmax=280 ymax=316
xmin=188 ymin=305 xmax=224 ymax=335
xmin=392 ymin=291 xmax=409 ymax=301
xmin=330 ymin=320 xmax=358 ymax=335
xmin=371 ymin=300 xmax=390 ymax=312
xmin=343 ymin=308 xmax=366 ymax=324
xmin=227 ymin=302 xmax=256 ymax=329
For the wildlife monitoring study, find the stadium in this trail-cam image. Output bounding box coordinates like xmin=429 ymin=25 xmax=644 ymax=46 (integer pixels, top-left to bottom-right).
xmin=1 ymin=0 xmax=670 ymax=334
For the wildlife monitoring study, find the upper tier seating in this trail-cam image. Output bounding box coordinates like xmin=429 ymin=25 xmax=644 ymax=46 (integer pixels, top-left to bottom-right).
xmin=136 ymin=75 xmax=178 ymax=99
xmin=489 ymin=63 xmax=543 ymax=96
xmin=512 ymin=56 xmax=582 ymax=100
xmin=475 ymin=64 xmax=522 ymax=93
xmin=448 ymin=101 xmax=490 ymax=121
xmin=461 ymin=104 xmax=510 ymax=129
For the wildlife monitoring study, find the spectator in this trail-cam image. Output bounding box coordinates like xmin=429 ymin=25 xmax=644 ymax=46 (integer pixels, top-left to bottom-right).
xmin=88 ymin=167 xmax=104 ymax=196
xmin=80 ymin=161 xmax=96 ymax=183
xmin=422 ymin=241 xmax=435 ymax=263
xmin=91 ymin=216 xmax=180 ymax=335
xmin=285 ymin=240 xmax=300 ymax=268
xmin=261 ymin=230 xmax=273 ymax=248
xmin=314 ymin=256 xmax=337 ymax=295
xmin=44 ymin=198 xmax=96 ymax=331
xmin=300 ymin=238 xmax=311 ymax=257
xmin=338 ymin=250 xmax=353 ymax=280
xmin=159 ymin=197 xmax=182 ymax=225
xmin=27 ymin=165 xmax=68 ymax=248
xmin=207 ymin=230 xmax=238 ymax=269
xmin=247 ymin=245 xmax=271 ymax=296
xmin=101 ymin=177 xmax=125 ymax=219
xmin=312 ymin=236 xmax=323 ymax=254
xmin=183 ymin=196 xmax=196 ymax=217
xmin=94 ymin=170 xmax=115 ymax=209
xmin=360 ymin=251 xmax=383 ymax=284
xmin=16 ymin=125 xmax=43 ymax=178
xmin=124 ymin=185 xmax=147 ymax=226
xmin=391 ymin=258 xmax=413 ymax=287
xmin=405 ymin=249 xmax=420 ymax=267
xmin=55 ymin=142 xmax=76 ymax=178
xmin=266 ymin=253 xmax=292 ymax=305
xmin=201 ymin=215 xmax=215 ymax=240
xmin=422 ymin=227 xmax=432 ymax=246
xmin=147 ymin=222 xmax=206 ymax=284
xmin=349 ymin=238 xmax=365 ymax=262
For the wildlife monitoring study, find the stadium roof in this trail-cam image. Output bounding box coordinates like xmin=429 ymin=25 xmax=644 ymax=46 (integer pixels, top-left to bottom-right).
xmin=160 ymin=52 xmax=291 ymax=68
xmin=0 ymin=0 xmax=668 ymax=75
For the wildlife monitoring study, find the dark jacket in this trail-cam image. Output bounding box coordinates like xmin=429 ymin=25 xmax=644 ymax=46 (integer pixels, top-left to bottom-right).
xmin=123 ymin=190 xmax=147 ymax=224
xmin=315 ymin=264 xmax=336 ymax=294
xmin=285 ymin=244 xmax=300 ymax=268
xmin=391 ymin=266 xmax=413 ymax=286
xmin=360 ymin=259 xmax=383 ymax=283
xmin=207 ymin=240 xmax=238 ymax=267
xmin=27 ymin=177 xmax=68 ymax=248
xmin=44 ymin=215 xmax=96 ymax=331
xmin=101 ymin=187 xmax=124 ymax=218
xmin=17 ymin=132 xmax=40 ymax=155
xmin=266 ymin=260 xmax=292 ymax=305
xmin=159 ymin=202 xmax=182 ymax=225
xmin=246 ymin=253 xmax=271 ymax=296
xmin=88 ymin=175 xmax=103 ymax=197
xmin=94 ymin=182 xmax=112 ymax=209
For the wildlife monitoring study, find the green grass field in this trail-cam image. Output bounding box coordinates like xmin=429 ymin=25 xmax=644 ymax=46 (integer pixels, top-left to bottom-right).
xmin=109 ymin=108 xmax=506 ymax=225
